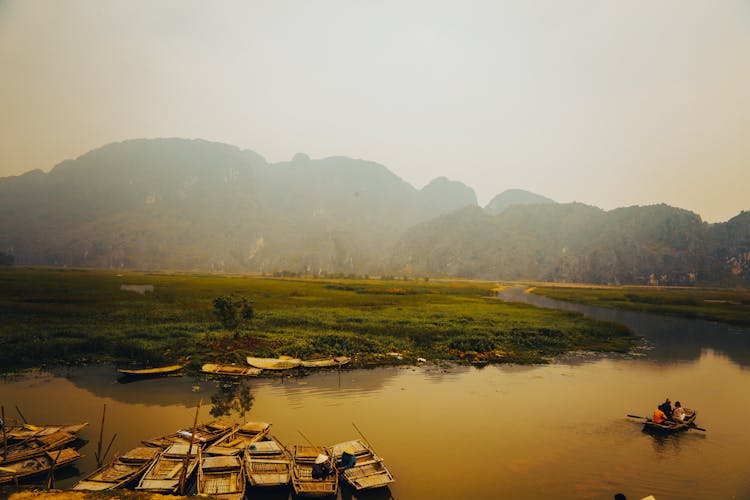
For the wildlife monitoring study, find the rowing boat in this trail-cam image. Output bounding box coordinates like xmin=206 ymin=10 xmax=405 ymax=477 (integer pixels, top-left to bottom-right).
xmin=73 ymin=446 xmax=160 ymax=491
xmin=245 ymin=436 xmax=291 ymax=488
xmin=201 ymin=363 xmax=262 ymax=376
xmin=300 ymin=356 xmax=351 ymax=368
xmin=118 ymin=364 xmax=185 ymax=376
xmin=246 ymin=356 xmax=301 ymax=370
xmin=291 ymin=444 xmax=338 ymax=497
xmin=643 ymin=409 xmax=698 ymax=433
xmin=331 ymin=439 xmax=394 ymax=490
xmin=6 ymin=422 xmax=88 ymax=442
xmin=0 ymin=431 xmax=77 ymax=464
xmin=0 ymin=448 xmax=81 ymax=485
xmin=143 ymin=420 xmax=236 ymax=449
xmin=197 ymin=454 xmax=246 ymax=500
xmin=204 ymin=421 xmax=272 ymax=456
xmin=135 ymin=443 xmax=200 ymax=493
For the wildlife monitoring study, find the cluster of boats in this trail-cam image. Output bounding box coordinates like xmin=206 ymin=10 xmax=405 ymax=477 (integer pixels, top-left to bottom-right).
xmin=0 ymin=418 xmax=394 ymax=498
xmin=118 ymin=356 xmax=352 ymax=378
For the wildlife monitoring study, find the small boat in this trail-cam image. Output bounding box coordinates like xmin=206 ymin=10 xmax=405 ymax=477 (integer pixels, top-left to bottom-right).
xmin=118 ymin=364 xmax=185 ymax=376
xmin=135 ymin=443 xmax=201 ymax=493
xmin=0 ymin=431 xmax=77 ymax=464
xmin=6 ymin=422 xmax=88 ymax=442
xmin=331 ymin=439 xmax=394 ymax=490
xmin=643 ymin=409 xmax=698 ymax=433
xmin=143 ymin=420 xmax=237 ymax=449
xmin=73 ymin=446 xmax=160 ymax=491
xmin=291 ymin=444 xmax=338 ymax=497
xmin=204 ymin=421 xmax=272 ymax=456
xmin=202 ymin=363 xmax=262 ymax=376
xmin=197 ymin=454 xmax=246 ymax=499
xmin=247 ymin=356 xmax=301 ymax=370
xmin=300 ymin=356 xmax=351 ymax=368
xmin=245 ymin=436 xmax=292 ymax=488
xmin=0 ymin=448 xmax=81 ymax=485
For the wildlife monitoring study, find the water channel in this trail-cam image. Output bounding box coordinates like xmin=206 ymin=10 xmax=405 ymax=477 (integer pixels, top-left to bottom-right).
xmin=2 ymin=288 xmax=750 ymax=499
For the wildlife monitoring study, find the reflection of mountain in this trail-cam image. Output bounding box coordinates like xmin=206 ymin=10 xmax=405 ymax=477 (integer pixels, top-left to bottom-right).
xmin=496 ymin=288 xmax=750 ymax=368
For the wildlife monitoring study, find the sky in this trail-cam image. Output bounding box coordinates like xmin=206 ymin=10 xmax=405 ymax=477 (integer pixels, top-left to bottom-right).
xmin=0 ymin=1 xmax=748 ymax=222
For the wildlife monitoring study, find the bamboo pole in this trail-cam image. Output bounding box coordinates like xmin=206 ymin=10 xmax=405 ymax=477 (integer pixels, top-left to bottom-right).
xmin=95 ymin=404 xmax=106 ymax=467
xmin=14 ymin=406 xmax=27 ymax=425
xmin=296 ymin=430 xmax=314 ymax=446
xmin=352 ymin=422 xmax=375 ymax=452
xmin=2 ymin=406 xmax=7 ymax=461
xmin=179 ymin=398 xmax=202 ymax=495
xmin=46 ymin=448 xmax=62 ymax=490
xmin=101 ymin=433 xmax=117 ymax=465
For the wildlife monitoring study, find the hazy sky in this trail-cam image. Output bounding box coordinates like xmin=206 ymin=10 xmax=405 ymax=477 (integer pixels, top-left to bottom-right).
xmin=1 ymin=1 xmax=748 ymax=221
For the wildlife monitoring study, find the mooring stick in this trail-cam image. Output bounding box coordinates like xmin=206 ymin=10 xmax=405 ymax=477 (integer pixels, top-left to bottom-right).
xmin=96 ymin=404 xmax=106 ymax=467
xmin=2 ymin=405 xmax=7 ymax=461
xmin=15 ymin=406 xmax=27 ymax=425
xmin=297 ymin=429 xmax=314 ymax=446
xmin=179 ymin=398 xmax=202 ymax=495
xmin=46 ymin=448 xmax=63 ymax=490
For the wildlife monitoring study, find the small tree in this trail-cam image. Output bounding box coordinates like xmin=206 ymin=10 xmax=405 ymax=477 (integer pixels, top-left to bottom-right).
xmin=213 ymin=294 xmax=254 ymax=336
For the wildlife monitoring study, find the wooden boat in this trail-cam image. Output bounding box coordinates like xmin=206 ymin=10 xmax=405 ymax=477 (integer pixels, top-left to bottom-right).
xmin=204 ymin=421 xmax=272 ymax=456
xmin=73 ymin=446 xmax=160 ymax=491
xmin=291 ymin=444 xmax=338 ymax=497
xmin=143 ymin=420 xmax=236 ymax=449
xmin=6 ymin=422 xmax=88 ymax=442
xmin=135 ymin=443 xmax=200 ymax=493
xmin=643 ymin=409 xmax=698 ymax=433
xmin=331 ymin=439 xmax=394 ymax=490
xmin=197 ymin=454 xmax=246 ymax=500
xmin=118 ymin=364 xmax=185 ymax=376
xmin=201 ymin=363 xmax=262 ymax=376
xmin=300 ymin=356 xmax=351 ymax=368
xmin=0 ymin=448 xmax=81 ymax=485
xmin=0 ymin=431 xmax=77 ymax=464
xmin=245 ymin=436 xmax=292 ymax=488
xmin=246 ymin=356 xmax=301 ymax=370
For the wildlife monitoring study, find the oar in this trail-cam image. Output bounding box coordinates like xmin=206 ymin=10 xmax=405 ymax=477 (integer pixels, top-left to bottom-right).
xmin=627 ymin=414 xmax=647 ymax=419
xmin=297 ymin=430 xmax=314 ymax=446
xmin=688 ymin=424 xmax=707 ymax=432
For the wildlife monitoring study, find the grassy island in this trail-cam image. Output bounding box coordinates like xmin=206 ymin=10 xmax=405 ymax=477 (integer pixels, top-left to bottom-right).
xmin=0 ymin=268 xmax=637 ymax=374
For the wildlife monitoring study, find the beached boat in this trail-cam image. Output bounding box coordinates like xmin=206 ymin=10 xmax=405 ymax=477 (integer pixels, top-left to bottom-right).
xmin=0 ymin=448 xmax=81 ymax=485
xmin=331 ymin=439 xmax=394 ymax=490
xmin=143 ymin=420 xmax=236 ymax=449
xmin=197 ymin=454 xmax=246 ymax=500
xmin=245 ymin=436 xmax=292 ymax=488
xmin=0 ymin=431 xmax=77 ymax=464
xmin=291 ymin=444 xmax=338 ymax=497
xmin=118 ymin=364 xmax=185 ymax=376
xmin=6 ymin=422 xmax=88 ymax=442
xmin=204 ymin=421 xmax=272 ymax=456
xmin=246 ymin=356 xmax=301 ymax=370
xmin=73 ymin=446 xmax=160 ymax=491
xmin=300 ymin=356 xmax=351 ymax=368
xmin=643 ymin=409 xmax=698 ymax=433
xmin=135 ymin=443 xmax=200 ymax=493
xmin=201 ymin=363 xmax=262 ymax=376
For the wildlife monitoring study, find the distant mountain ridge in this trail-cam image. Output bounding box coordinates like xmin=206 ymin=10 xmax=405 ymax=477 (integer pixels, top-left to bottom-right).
xmin=0 ymin=138 xmax=748 ymax=285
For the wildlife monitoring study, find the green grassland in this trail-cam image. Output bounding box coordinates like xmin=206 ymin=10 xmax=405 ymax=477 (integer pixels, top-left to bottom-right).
xmin=0 ymin=268 xmax=637 ymax=374
xmin=529 ymin=285 xmax=750 ymax=325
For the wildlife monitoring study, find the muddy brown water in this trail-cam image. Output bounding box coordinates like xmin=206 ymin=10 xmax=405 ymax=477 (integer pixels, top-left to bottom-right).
xmin=2 ymin=289 xmax=750 ymax=499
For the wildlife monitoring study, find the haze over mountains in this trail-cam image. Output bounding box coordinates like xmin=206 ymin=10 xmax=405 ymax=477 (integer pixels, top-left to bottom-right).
xmin=1 ymin=138 xmax=748 ymax=285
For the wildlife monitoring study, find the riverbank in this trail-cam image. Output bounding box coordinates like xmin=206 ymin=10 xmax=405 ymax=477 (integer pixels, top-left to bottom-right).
xmin=0 ymin=267 xmax=636 ymax=374
xmin=527 ymin=284 xmax=750 ymax=325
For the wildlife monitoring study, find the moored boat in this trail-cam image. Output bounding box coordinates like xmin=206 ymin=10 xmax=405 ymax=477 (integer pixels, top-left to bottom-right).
xmin=201 ymin=363 xmax=262 ymax=376
xmin=291 ymin=444 xmax=338 ymax=497
xmin=197 ymin=454 xmax=246 ymax=500
xmin=6 ymin=422 xmax=88 ymax=442
xmin=135 ymin=443 xmax=200 ymax=493
xmin=245 ymin=436 xmax=292 ymax=488
xmin=0 ymin=431 xmax=77 ymax=464
xmin=246 ymin=356 xmax=301 ymax=370
xmin=204 ymin=421 xmax=271 ymax=456
xmin=300 ymin=356 xmax=351 ymax=368
xmin=143 ymin=420 xmax=236 ymax=449
xmin=73 ymin=446 xmax=160 ymax=491
xmin=331 ymin=439 xmax=394 ymax=490
xmin=0 ymin=448 xmax=81 ymax=485
xmin=643 ymin=409 xmax=698 ymax=433
xmin=118 ymin=364 xmax=185 ymax=376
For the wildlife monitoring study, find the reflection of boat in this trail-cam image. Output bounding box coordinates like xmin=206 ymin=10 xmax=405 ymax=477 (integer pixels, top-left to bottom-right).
xmin=0 ymin=448 xmax=81 ymax=485
xmin=202 ymin=363 xmax=262 ymax=376
xmin=300 ymin=356 xmax=351 ymax=368
xmin=204 ymin=421 xmax=271 ymax=456
xmin=246 ymin=356 xmax=301 ymax=370
xmin=73 ymin=446 xmax=160 ymax=491
xmin=331 ymin=439 xmax=395 ymax=490
xmin=6 ymin=422 xmax=88 ymax=442
xmin=291 ymin=444 xmax=338 ymax=497
xmin=143 ymin=420 xmax=236 ymax=449
xmin=118 ymin=364 xmax=185 ymax=376
xmin=136 ymin=443 xmax=200 ymax=493
xmin=643 ymin=409 xmax=698 ymax=433
xmin=197 ymin=454 xmax=246 ymax=499
xmin=245 ymin=436 xmax=292 ymax=488
xmin=0 ymin=431 xmax=77 ymax=463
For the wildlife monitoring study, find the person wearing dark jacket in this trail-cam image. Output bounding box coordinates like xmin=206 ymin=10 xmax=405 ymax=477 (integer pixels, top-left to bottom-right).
xmin=658 ymin=398 xmax=673 ymax=419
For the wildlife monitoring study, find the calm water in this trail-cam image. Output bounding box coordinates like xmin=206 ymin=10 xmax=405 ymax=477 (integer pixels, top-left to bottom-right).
xmin=2 ymin=289 xmax=750 ymax=499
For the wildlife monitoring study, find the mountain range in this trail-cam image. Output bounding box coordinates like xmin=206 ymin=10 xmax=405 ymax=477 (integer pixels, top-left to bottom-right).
xmin=1 ymin=138 xmax=748 ymax=285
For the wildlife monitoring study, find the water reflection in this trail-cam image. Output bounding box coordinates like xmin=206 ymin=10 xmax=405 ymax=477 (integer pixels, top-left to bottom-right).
xmin=209 ymin=379 xmax=254 ymax=418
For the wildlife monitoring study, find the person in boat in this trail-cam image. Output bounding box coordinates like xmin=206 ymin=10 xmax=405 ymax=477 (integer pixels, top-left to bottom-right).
xmin=652 ymin=407 xmax=668 ymax=424
xmin=671 ymin=401 xmax=686 ymax=422
xmin=336 ymin=447 xmax=357 ymax=472
xmin=312 ymin=454 xmax=331 ymax=480
xmin=657 ymin=398 xmax=673 ymax=419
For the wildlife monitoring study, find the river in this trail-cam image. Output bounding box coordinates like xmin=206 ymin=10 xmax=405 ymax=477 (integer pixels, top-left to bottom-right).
xmin=1 ymin=288 xmax=749 ymax=499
